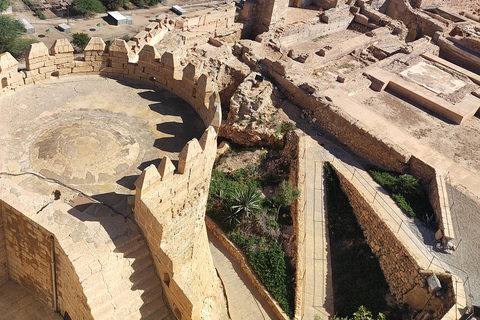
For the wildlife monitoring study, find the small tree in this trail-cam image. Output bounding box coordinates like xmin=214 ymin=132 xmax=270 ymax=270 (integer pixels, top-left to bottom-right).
xmin=72 ymin=32 xmax=90 ymax=52
xmin=72 ymin=0 xmax=105 ymax=15
xmin=273 ymin=180 xmax=299 ymax=221
xmin=0 ymin=15 xmax=36 ymax=57
xmin=0 ymin=0 xmax=10 ymax=12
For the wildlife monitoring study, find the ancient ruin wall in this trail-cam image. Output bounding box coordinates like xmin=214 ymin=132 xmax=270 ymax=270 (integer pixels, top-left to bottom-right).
xmin=384 ymin=0 xmax=446 ymax=39
xmin=437 ymin=36 xmax=480 ymax=74
xmin=134 ymin=127 xmax=223 ymax=320
xmin=262 ymin=58 xmax=409 ymax=173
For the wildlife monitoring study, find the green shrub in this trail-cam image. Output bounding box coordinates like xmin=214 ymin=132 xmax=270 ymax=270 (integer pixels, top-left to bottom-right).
xmin=368 ymin=169 xmax=434 ymax=224
xmin=72 ymin=32 xmax=90 ymax=52
xmin=230 ymin=232 xmax=294 ymax=317
xmin=35 ymin=10 xmax=46 ymax=19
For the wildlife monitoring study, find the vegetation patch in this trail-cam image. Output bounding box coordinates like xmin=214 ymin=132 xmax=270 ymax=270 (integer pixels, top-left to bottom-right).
xmin=208 ymin=145 xmax=297 ymax=317
xmin=368 ymin=169 xmax=435 ymax=225
xmin=0 ymin=15 xmax=37 ymax=57
xmin=324 ymin=162 xmax=409 ymax=319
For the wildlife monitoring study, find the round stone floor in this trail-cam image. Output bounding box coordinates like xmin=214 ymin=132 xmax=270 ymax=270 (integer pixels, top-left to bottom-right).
xmin=0 ymin=75 xmax=205 ymax=195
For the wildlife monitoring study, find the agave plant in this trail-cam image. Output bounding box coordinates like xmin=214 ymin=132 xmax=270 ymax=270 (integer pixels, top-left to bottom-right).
xmin=231 ymin=185 xmax=262 ymax=219
xmin=222 ymin=205 xmax=242 ymax=227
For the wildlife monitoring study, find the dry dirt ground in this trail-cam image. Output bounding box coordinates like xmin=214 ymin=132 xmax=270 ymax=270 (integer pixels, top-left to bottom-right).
xmin=11 ymin=0 xmax=221 ymax=51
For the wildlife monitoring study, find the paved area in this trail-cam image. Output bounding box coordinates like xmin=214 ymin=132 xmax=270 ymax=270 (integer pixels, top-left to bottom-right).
xmin=0 ymin=280 xmax=62 ymax=320
xmin=302 ymin=134 xmax=333 ymax=320
xmin=208 ymin=231 xmax=277 ymax=320
xmin=0 ymin=75 xmax=204 ymax=196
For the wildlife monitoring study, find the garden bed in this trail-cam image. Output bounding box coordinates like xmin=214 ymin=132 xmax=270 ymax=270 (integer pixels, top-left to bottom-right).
xmin=207 ymin=143 xmax=297 ymax=317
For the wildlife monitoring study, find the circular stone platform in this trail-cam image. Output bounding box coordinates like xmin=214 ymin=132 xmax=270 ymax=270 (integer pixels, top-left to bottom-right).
xmin=0 ymin=75 xmax=205 ymax=195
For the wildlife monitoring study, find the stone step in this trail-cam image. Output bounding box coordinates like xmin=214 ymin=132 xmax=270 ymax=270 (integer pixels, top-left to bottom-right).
xmin=129 ymin=264 xmax=157 ymax=285
xmin=117 ymin=239 xmax=147 ymax=257
xmin=141 ymin=283 xmax=163 ymax=305
xmin=130 ymin=253 xmax=154 ymax=272
xmin=125 ymin=246 xmax=151 ymax=261
xmin=140 ymin=297 xmax=171 ymax=320
xmin=132 ymin=272 xmax=161 ymax=291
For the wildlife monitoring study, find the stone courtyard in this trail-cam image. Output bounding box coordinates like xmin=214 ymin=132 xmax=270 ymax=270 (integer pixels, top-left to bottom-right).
xmin=2 ymin=0 xmax=480 ymax=319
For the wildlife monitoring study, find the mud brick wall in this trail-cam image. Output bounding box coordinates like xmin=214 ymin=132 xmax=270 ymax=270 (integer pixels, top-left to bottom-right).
xmin=135 ymin=127 xmax=221 ymax=320
xmin=0 ymin=200 xmax=53 ymax=307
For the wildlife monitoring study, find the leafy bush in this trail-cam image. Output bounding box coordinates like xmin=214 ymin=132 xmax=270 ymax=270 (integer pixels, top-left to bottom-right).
xmin=369 ymin=169 xmax=434 ymax=223
xmin=72 ymin=0 xmax=105 ymax=15
xmin=0 ymin=15 xmax=36 ymax=57
xmin=72 ymin=32 xmax=90 ymax=52
xmin=230 ymin=232 xmax=294 ymax=317
xmin=275 ymin=121 xmax=295 ymax=140
xmin=35 ymin=10 xmax=46 ymax=19
xmin=0 ymin=0 xmax=10 ymax=12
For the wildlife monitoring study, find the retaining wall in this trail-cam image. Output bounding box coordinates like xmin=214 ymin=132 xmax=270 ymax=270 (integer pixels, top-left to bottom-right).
xmin=205 ymin=217 xmax=290 ymax=320
xmin=332 ymin=165 xmax=456 ymax=319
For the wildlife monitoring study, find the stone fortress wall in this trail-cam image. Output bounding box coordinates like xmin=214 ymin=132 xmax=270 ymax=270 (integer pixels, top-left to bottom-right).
xmin=0 ymin=33 xmax=225 ymax=319
xmin=134 ymin=127 xmax=223 ymax=320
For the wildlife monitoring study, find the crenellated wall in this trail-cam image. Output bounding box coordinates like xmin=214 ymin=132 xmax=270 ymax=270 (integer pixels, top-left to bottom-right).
xmin=0 ymin=38 xmax=222 ymax=131
xmin=134 ymin=126 xmax=225 ymax=320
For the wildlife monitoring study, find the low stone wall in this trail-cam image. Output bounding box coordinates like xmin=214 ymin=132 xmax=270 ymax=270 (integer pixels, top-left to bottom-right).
xmin=289 ymin=132 xmax=307 ymax=320
xmin=205 ymin=217 xmax=290 ymax=320
xmin=438 ymin=36 xmax=480 ymax=74
xmin=54 ymin=241 xmax=93 ymax=320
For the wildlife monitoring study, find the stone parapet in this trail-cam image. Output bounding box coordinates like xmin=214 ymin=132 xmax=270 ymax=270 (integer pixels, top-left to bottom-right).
xmin=134 ymin=126 xmax=227 ymax=320
xmin=0 ymin=38 xmax=221 ymax=132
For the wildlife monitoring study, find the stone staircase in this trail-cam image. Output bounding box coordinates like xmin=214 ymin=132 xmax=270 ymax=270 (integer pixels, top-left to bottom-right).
xmin=37 ymin=196 xmax=173 ymax=320
xmin=80 ymin=214 xmax=173 ymax=320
